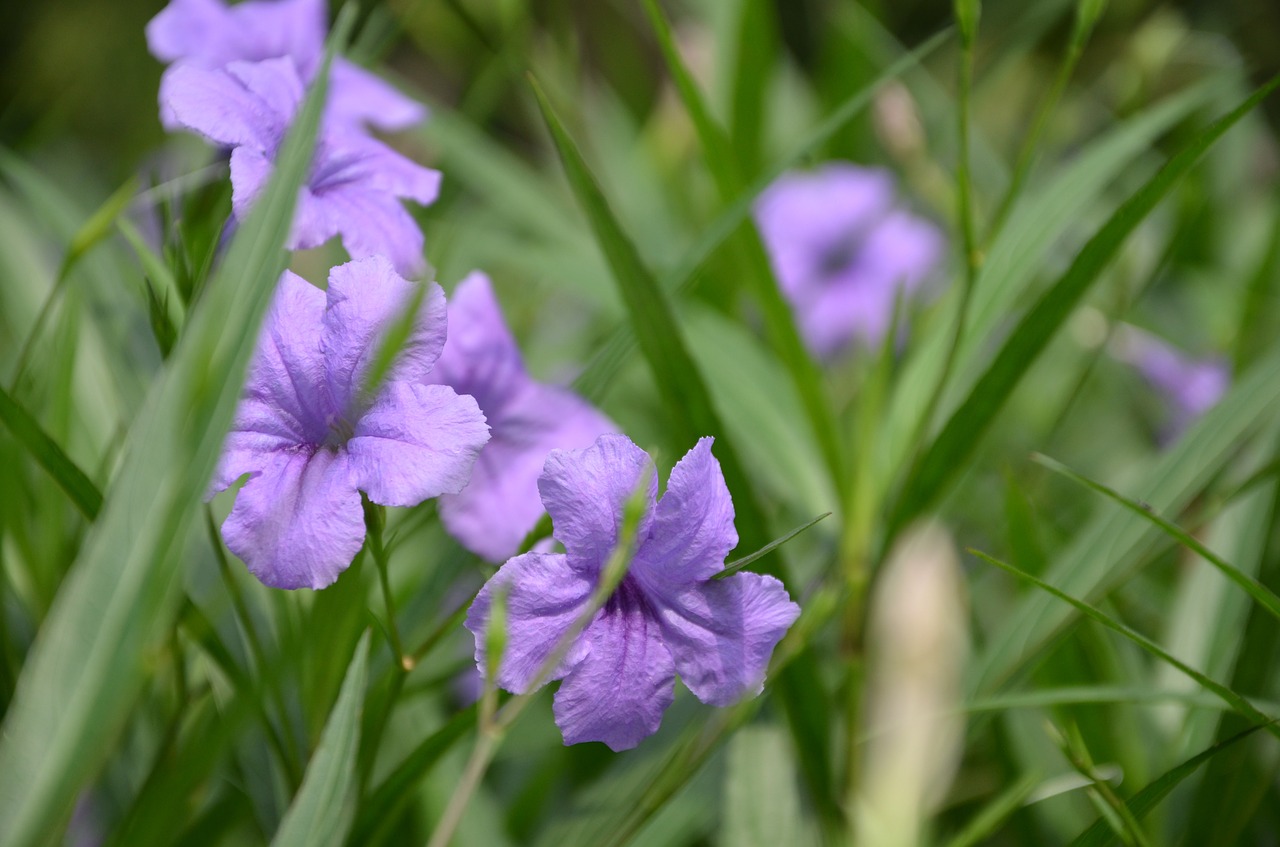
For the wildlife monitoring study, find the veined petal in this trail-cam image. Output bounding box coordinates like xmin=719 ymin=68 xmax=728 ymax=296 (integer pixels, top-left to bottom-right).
xmin=347 ymin=383 xmax=489 ymax=507
xmin=464 ymin=552 xmax=594 ymax=693
xmin=160 ymin=64 xmax=281 ymax=149
xmin=221 ymin=446 xmax=364 ymax=590
xmin=633 ymin=437 xmax=736 ymax=587
xmin=330 ymin=59 xmax=427 ymax=132
xmin=439 ymin=383 xmax=615 ymax=562
xmin=656 ymin=572 xmax=799 ymax=707
xmin=538 ymin=434 xmax=655 ymax=573
xmin=553 ymin=587 xmax=675 ymax=751
xmin=225 ymin=57 xmax=304 ymax=125
xmin=321 ymin=256 xmax=447 ymax=414
xmin=320 ymin=187 xmax=428 ymax=278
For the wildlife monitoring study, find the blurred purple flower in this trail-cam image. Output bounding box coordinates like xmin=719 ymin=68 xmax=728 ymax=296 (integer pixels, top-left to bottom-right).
xmin=754 ymin=163 xmax=945 ymax=359
xmin=210 ymin=256 xmax=489 ymax=589
xmin=465 ymin=434 xmax=799 ymax=751
xmin=1117 ymin=326 xmax=1229 ymax=437
xmin=161 ymin=57 xmax=439 ymax=276
xmin=146 ymin=0 xmax=425 ymax=132
xmin=426 ymin=272 xmax=616 ymax=562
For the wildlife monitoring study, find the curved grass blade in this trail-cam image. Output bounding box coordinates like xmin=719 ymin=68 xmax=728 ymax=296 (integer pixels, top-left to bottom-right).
xmin=0 ymin=383 xmax=102 ymax=519
xmin=716 ymin=512 xmax=831 ymax=580
xmin=272 ymin=632 xmax=370 ymax=847
xmin=571 ymin=29 xmax=951 ymax=405
xmin=0 ymin=11 xmax=352 ymax=845
xmin=969 ymin=550 xmax=1280 ymax=737
xmin=641 ymin=0 xmax=845 ymax=506
xmin=528 ymin=74 xmax=775 ymax=568
xmin=1034 ymin=452 xmax=1280 ymax=623
xmin=943 ymin=772 xmax=1041 ymax=847
xmin=1068 ymin=722 xmax=1268 ymax=847
xmin=891 ymin=73 xmax=1280 ymax=533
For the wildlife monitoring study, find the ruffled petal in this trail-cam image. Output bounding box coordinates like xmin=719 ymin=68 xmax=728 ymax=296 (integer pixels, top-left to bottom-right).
xmin=656 ymin=572 xmax=798 ymax=706
xmin=633 ymin=437 xmax=736 ymax=587
xmin=225 ymin=57 xmax=304 ymax=125
xmin=347 ymin=383 xmax=489 ymax=507
xmin=329 ymin=59 xmax=427 ymax=132
xmin=321 ymin=256 xmax=447 ymax=414
xmin=538 ymin=434 xmax=655 ymax=573
xmin=439 ymin=383 xmax=615 ymax=562
xmin=320 ymin=186 xmax=429 ymax=278
xmin=464 ymin=552 xmax=594 ymax=693
xmin=160 ymin=64 xmax=281 ymax=149
xmin=429 ymin=272 xmax=527 ymax=419
xmin=552 ymin=588 xmax=675 ymax=751
xmin=221 ymin=446 xmax=364 ymax=590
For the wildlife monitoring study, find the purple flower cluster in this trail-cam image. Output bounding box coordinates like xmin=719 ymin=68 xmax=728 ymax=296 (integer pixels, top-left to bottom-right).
xmin=755 ymin=163 xmax=945 ymax=359
xmin=152 ymin=0 xmax=800 ymax=749
xmin=465 ymin=435 xmax=800 ymax=750
xmin=149 ymin=0 xmax=439 ymax=276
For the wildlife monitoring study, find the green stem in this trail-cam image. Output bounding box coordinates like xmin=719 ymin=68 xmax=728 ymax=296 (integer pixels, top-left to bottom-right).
xmin=363 ymin=499 xmax=408 ymax=671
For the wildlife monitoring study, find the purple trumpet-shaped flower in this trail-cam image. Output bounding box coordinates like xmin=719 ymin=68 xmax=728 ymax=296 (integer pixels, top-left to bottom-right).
xmin=754 ymin=163 xmax=945 ymax=359
xmin=210 ymin=256 xmax=489 ymax=590
xmin=465 ymin=434 xmax=800 ymax=751
xmin=425 ymin=272 xmax=616 ymax=561
xmin=1116 ymin=325 xmax=1229 ymax=438
xmin=146 ymin=0 xmax=424 ymax=132
xmin=161 ymin=56 xmax=439 ymax=276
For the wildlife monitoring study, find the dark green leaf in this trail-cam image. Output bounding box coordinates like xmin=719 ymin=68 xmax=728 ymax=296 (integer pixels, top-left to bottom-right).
xmin=0 ymin=383 xmax=102 ymax=519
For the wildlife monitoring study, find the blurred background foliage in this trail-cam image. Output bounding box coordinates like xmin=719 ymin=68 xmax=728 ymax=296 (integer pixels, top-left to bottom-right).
xmin=2 ymin=0 xmax=1280 ymax=844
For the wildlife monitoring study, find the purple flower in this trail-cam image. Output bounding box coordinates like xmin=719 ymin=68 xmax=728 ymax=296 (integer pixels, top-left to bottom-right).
xmin=161 ymin=57 xmax=440 ymax=277
xmin=210 ymin=256 xmax=490 ymax=590
xmin=1116 ymin=326 xmax=1229 ymax=437
xmin=146 ymin=0 xmax=425 ymax=132
xmin=754 ymin=163 xmax=945 ymax=359
xmin=425 ymin=272 xmax=616 ymax=561
xmin=465 ymin=435 xmax=800 ymax=751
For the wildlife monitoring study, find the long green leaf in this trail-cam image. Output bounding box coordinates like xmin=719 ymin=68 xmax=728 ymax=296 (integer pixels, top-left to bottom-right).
xmin=272 ymin=632 xmax=370 ymax=847
xmin=891 ymin=73 xmax=1279 ymax=530
xmin=528 ymin=74 xmax=775 ymax=567
xmin=1034 ymin=452 xmax=1280 ymax=623
xmin=1068 ymin=723 xmax=1268 ymax=847
xmin=969 ymin=550 xmax=1280 ymax=737
xmin=0 ymin=383 xmax=102 ymax=519
xmin=641 ymin=0 xmax=845 ymax=507
xmin=0 ymin=12 xmax=350 ymax=845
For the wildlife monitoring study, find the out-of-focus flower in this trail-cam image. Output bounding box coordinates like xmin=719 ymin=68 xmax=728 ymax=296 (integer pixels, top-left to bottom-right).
xmin=754 ymin=163 xmax=945 ymax=359
xmin=146 ymin=0 xmax=425 ymax=132
xmin=465 ymin=434 xmax=799 ymax=751
xmin=210 ymin=257 xmax=489 ymax=589
xmin=426 ymin=272 xmax=615 ymax=562
xmin=161 ymin=57 xmax=439 ymax=276
xmin=1115 ymin=325 xmax=1230 ymax=437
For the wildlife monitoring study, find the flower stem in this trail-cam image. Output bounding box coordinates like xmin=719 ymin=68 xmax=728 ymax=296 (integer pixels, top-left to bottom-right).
xmin=363 ymin=499 xmax=409 ymax=671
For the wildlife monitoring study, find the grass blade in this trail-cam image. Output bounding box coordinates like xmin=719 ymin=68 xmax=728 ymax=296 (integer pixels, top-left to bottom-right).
xmin=969 ymin=549 xmax=1280 ymax=736
xmin=892 ymin=73 xmax=1280 ymax=531
xmin=272 ymin=632 xmax=370 ymax=847
xmin=1034 ymin=452 xmax=1280 ymax=623
xmin=1067 ymin=723 xmax=1268 ymax=847
xmin=716 ymin=512 xmax=831 ymax=579
xmin=943 ymin=772 xmax=1041 ymax=847
xmin=528 ymin=74 xmax=775 ymax=567
xmin=0 ymin=383 xmax=102 ymax=519
xmin=0 ymin=11 xmax=351 ymax=844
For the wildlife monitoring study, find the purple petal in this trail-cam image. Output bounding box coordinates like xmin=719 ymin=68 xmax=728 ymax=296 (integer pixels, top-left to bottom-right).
xmin=159 ymin=64 xmax=281 ymax=149
xmin=146 ymin=0 xmax=232 ymax=64
xmin=312 ymin=183 xmax=429 ymax=277
xmin=633 ymin=437 xmax=736 ymax=586
xmin=321 ymin=256 xmax=448 ymax=414
xmin=146 ymin=0 xmax=325 ymax=73
xmin=539 ymin=434 xmax=656 ymax=572
xmin=464 ymin=552 xmax=594 ymax=693
xmin=228 ymin=147 xmax=274 ymax=225
xmin=439 ymin=383 xmax=616 ymax=561
xmin=429 ymin=272 xmax=528 ymax=419
xmin=330 ymin=59 xmax=427 ymax=132
xmin=225 ymin=58 xmax=304 ymax=125
xmin=211 ymin=270 xmax=330 ymax=495
xmin=553 ymin=587 xmax=676 ymax=750
xmin=221 ymin=446 xmax=364 ymax=590
xmin=347 ymin=382 xmax=489 ymax=507
xmin=656 ymin=572 xmax=799 ymax=706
